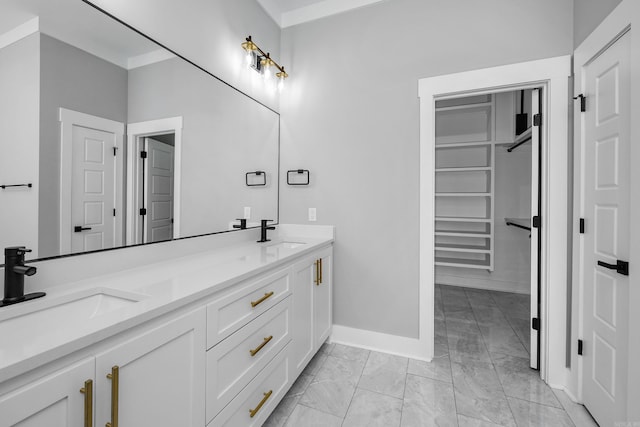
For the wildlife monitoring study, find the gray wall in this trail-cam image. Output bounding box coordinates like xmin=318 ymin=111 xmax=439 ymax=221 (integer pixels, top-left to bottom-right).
xmin=0 ymin=34 xmax=40 ymax=255
xmin=38 ymin=33 xmax=128 ymax=257
xmin=127 ymin=58 xmax=279 ymax=237
xmin=574 ymin=0 xmax=623 ymax=47
xmin=279 ymin=0 xmax=573 ymax=338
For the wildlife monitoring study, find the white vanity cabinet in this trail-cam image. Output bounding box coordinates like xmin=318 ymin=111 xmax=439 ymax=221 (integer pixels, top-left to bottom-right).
xmin=94 ymin=307 xmax=206 ymax=427
xmin=0 ymin=358 xmax=94 ymax=427
xmin=291 ymin=246 xmax=333 ymax=377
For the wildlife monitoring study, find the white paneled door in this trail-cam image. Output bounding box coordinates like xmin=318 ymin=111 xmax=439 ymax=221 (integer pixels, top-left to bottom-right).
xmin=144 ymin=138 xmax=174 ymax=243
xmin=71 ymin=125 xmax=117 ymax=253
xmin=582 ymin=30 xmax=630 ymax=426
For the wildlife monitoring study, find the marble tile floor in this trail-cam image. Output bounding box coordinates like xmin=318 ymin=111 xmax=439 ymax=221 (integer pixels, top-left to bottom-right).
xmin=264 ymin=285 xmax=597 ymax=427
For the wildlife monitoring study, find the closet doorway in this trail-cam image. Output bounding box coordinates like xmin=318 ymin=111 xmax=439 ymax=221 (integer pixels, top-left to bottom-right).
xmin=433 ymin=88 xmax=542 ymax=370
xmin=418 ymin=56 xmax=571 ymax=385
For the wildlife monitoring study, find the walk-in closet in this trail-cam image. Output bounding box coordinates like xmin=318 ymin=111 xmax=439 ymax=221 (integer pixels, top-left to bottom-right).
xmin=434 ymin=89 xmax=540 ymax=367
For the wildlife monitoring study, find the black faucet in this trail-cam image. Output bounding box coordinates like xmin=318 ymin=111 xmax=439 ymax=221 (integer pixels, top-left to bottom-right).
xmin=257 ymin=220 xmax=276 ymax=243
xmin=233 ymin=218 xmax=247 ymax=230
xmin=1 ymin=246 xmax=45 ymax=307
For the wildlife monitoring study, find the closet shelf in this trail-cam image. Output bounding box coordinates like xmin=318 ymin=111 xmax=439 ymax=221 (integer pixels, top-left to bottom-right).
xmin=436 ymin=217 xmax=491 ymax=223
xmin=435 ymin=102 xmax=492 ymax=112
xmin=435 ymin=257 xmax=491 ymax=269
xmin=435 ymin=166 xmax=491 ymax=173
xmin=435 ymin=192 xmax=490 ymax=197
xmin=435 ymin=230 xmax=491 ymax=238
xmin=435 ymin=244 xmax=490 ymax=254
xmin=435 ymin=141 xmax=493 ymax=149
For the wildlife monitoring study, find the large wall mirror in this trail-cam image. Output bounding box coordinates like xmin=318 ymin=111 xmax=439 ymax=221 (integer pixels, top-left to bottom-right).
xmin=0 ymin=0 xmax=279 ymax=262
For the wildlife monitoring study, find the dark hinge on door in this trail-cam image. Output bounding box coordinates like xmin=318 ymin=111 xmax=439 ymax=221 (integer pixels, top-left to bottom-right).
xmin=578 ymin=339 xmax=583 ymax=355
xmin=532 ymin=318 xmax=539 ymax=331
xmin=532 ymin=216 xmax=541 ymax=228
xmin=140 ymin=151 xmax=148 ymax=159
xmin=573 ymin=94 xmax=586 ymax=112
xmin=113 ymin=147 xmax=117 ymax=156
xmin=533 ymin=113 xmax=542 ymax=126
xmin=139 ymin=208 xmax=147 ymax=216
xmin=113 ymin=208 xmax=116 ymax=217
xmin=579 ymin=218 xmax=585 ymax=234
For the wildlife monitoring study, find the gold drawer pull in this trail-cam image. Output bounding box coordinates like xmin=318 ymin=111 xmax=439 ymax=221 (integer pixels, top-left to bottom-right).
xmin=319 ymin=258 xmax=323 ymax=284
xmin=249 ymin=390 xmax=273 ymax=418
xmin=79 ymin=379 xmax=93 ymax=427
xmin=249 ymin=335 xmax=273 ymax=357
xmin=251 ymin=291 xmax=274 ymax=308
xmin=106 ymin=366 xmax=119 ymax=427
xmin=314 ymin=260 xmax=319 ymax=286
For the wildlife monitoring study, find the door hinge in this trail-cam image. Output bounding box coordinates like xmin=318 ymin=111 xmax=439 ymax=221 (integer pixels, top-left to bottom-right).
xmin=573 ymin=94 xmax=586 ymax=112
xmin=533 ymin=113 xmax=542 ymax=126
xmin=140 ymin=151 xmax=148 ymax=159
xmin=578 ymin=339 xmax=583 ymax=355
xmin=113 ymin=208 xmax=116 ymax=217
xmin=532 ymin=318 xmax=539 ymax=331
xmin=579 ymin=218 xmax=585 ymax=234
xmin=139 ymin=208 xmax=147 ymax=216
xmin=532 ymin=216 xmax=541 ymax=228
xmin=113 ymin=147 xmax=118 ymax=156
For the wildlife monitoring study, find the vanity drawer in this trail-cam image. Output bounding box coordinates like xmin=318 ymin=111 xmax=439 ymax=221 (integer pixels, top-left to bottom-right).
xmin=206 ymin=297 xmax=291 ymax=422
xmin=207 ymin=267 xmax=291 ymax=348
xmin=208 ymin=344 xmax=290 ymax=427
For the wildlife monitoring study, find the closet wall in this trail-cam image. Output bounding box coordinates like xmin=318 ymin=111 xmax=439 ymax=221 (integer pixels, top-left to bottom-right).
xmin=435 ymin=91 xmax=533 ymax=294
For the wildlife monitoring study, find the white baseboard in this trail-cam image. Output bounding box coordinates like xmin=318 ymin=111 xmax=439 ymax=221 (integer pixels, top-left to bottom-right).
xmin=330 ymin=324 xmax=429 ymax=361
xmin=436 ymin=274 xmax=530 ymax=294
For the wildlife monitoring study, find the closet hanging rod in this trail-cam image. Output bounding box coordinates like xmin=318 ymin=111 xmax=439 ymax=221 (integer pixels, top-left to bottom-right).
xmin=507 ymin=127 xmax=532 ymax=152
xmin=505 ymin=220 xmax=531 ymax=231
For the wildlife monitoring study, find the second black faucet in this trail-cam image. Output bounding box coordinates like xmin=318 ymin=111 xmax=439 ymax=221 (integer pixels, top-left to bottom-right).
xmin=258 ymin=220 xmax=276 ymax=243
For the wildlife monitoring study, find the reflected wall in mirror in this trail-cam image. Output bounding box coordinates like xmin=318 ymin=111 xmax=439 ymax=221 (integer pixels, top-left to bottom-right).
xmin=0 ymin=0 xmax=279 ymax=261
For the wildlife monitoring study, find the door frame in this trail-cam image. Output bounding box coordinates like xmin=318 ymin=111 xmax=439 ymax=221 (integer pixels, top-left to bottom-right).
xmin=126 ymin=117 xmax=183 ymax=245
xmin=418 ymin=55 xmax=571 ymax=385
xmin=572 ymin=0 xmax=640 ymax=416
xmin=59 ymin=108 xmax=124 ymax=254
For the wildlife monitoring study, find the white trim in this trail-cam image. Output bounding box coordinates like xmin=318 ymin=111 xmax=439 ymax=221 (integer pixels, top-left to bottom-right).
xmin=418 ymin=56 xmax=571 ymax=386
xmin=58 ymin=108 xmax=124 ymax=255
xmin=127 ymin=49 xmax=176 ymax=70
xmin=572 ymin=0 xmax=640 ymax=418
xmin=126 ymin=117 xmax=183 ymax=245
xmin=280 ymin=0 xmax=385 ymax=28
xmin=330 ymin=325 xmax=427 ymax=361
xmin=0 ymin=17 xmax=39 ymax=50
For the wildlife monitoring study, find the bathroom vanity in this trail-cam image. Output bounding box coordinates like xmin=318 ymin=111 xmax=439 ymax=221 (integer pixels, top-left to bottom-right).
xmin=0 ymin=226 xmax=333 ymax=427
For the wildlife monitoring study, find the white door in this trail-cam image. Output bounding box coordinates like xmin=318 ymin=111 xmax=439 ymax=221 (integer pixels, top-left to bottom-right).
xmin=529 ymin=88 xmax=541 ymax=369
xmin=71 ymin=125 xmax=117 ymax=253
xmin=95 ymin=309 xmax=205 ymax=427
xmin=581 ymin=31 xmax=630 ymax=426
xmin=144 ymin=138 xmax=174 ymax=243
xmin=0 ymin=359 xmax=94 ymax=427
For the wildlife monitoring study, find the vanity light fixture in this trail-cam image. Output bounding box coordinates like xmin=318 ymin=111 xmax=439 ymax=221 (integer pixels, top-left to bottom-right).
xmin=242 ymin=35 xmax=288 ymax=90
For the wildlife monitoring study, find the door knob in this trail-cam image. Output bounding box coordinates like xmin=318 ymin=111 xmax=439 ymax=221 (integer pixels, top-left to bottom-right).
xmin=74 ymin=226 xmax=92 ymax=232
xmin=597 ymin=260 xmax=629 ymax=276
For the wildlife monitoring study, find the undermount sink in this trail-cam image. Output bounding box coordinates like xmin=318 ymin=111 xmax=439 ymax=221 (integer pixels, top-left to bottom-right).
xmin=266 ymin=241 xmax=306 ymax=250
xmin=0 ymin=288 xmax=147 ymax=336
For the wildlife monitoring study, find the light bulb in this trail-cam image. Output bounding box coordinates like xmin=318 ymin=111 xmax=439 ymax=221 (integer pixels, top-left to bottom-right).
xmin=245 ymin=50 xmax=253 ymax=67
xmin=263 ymin=63 xmax=272 ymax=80
xmin=277 ymin=76 xmax=285 ymax=91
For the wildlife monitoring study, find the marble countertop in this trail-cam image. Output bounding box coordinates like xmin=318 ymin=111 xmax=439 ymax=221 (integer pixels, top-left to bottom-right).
xmin=0 ymin=226 xmax=333 ymax=384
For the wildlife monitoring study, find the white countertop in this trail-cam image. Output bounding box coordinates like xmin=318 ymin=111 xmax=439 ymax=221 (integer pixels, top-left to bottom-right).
xmin=0 ymin=228 xmax=333 ymax=384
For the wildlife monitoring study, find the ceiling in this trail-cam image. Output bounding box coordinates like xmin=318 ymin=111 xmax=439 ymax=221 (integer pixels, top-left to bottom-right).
xmin=257 ymin=0 xmax=386 ymax=28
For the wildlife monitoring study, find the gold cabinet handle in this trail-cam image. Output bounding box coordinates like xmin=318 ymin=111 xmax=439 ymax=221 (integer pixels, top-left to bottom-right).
xmin=249 ymin=335 xmax=273 ymax=357
xmin=314 ymin=260 xmax=319 ymax=286
xmin=251 ymin=291 xmax=274 ymax=308
xmin=79 ymin=379 xmax=93 ymax=427
xmin=319 ymin=258 xmax=323 ymax=284
xmin=105 ymin=366 xmax=119 ymax=427
xmin=249 ymin=390 xmax=273 ymax=418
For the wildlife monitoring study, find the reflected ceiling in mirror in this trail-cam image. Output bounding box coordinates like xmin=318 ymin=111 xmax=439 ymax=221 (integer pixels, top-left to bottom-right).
xmin=0 ymin=0 xmax=279 ymax=262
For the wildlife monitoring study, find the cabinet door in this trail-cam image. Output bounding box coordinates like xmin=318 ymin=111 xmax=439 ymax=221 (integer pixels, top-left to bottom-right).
xmin=314 ymin=248 xmax=333 ymax=350
xmin=95 ymin=308 xmax=206 ymax=427
xmin=0 ymin=358 xmax=94 ymax=427
xmin=290 ymin=255 xmax=315 ymax=377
